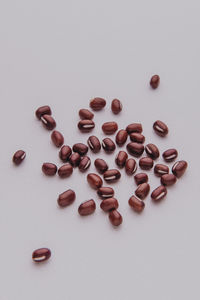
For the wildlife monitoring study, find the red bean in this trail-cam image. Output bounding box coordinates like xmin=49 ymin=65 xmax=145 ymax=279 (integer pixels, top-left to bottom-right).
xmin=78 ymin=199 xmax=96 ymax=216
xmin=13 ymin=150 xmax=26 ymax=165
xmin=109 ymin=210 xmax=123 ymax=226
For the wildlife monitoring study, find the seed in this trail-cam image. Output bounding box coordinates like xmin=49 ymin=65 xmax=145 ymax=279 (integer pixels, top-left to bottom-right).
xmin=151 ymin=186 xmax=167 ymax=201
xmin=172 ymin=160 xmax=188 ymax=178
xmin=130 ymin=133 xmax=145 ymax=144
xmin=90 ymin=97 xmax=106 ymax=111
xmin=78 ymin=199 xmax=96 ymax=216
xmin=139 ymin=157 xmax=154 ymax=170
xmin=79 ymin=156 xmax=91 ymax=172
xmin=97 ymin=187 xmax=115 ymax=199
xmin=32 ymin=248 xmax=51 ymax=263
xmin=115 ymin=129 xmax=128 ymax=146
xmin=125 ymin=158 xmax=137 ymax=175
xmin=79 ymin=109 xmax=94 ymax=120
xmin=145 ymin=143 xmax=160 ymax=160
xmin=111 ymin=99 xmax=122 ymax=114
xmin=153 ymin=120 xmax=168 ymax=137
xmin=134 ymin=173 xmax=148 ymax=185
xmin=58 ymin=164 xmax=73 ymax=178
xmin=135 ymin=183 xmax=150 ymax=200
xmin=162 ymin=149 xmax=178 ymax=162
xmin=87 ymin=136 xmax=101 ymax=153
xmin=161 ymin=174 xmax=177 ymax=186
xmin=100 ymin=198 xmax=119 ymax=212
xmin=12 ymin=150 xmax=26 ymax=165
xmin=69 ymin=153 xmax=81 ymax=167
xmin=59 ymin=145 xmax=72 ymax=162
xmin=154 ymin=164 xmax=169 ymax=177
xmin=72 ymin=143 xmax=88 ymax=156
xmin=51 ymin=130 xmax=64 ymax=148
xmin=94 ymin=158 xmax=108 ymax=174
xmin=115 ymin=151 xmax=128 ymax=168
xmin=103 ymin=169 xmax=121 ymax=183
xmin=78 ymin=120 xmax=95 ymax=132
xmin=57 ymin=189 xmax=76 ymax=207
xmin=129 ymin=196 xmax=145 ymax=213
xmin=41 ymin=114 xmax=56 ymax=130
xmin=109 ymin=210 xmax=123 ymax=226
xmin=42 ymin=163 xmax=57 ymax=176
xmin=87 ymin=173 xmax=103 ymax=189
xmin=102 ymin=138 xmax=116 ymax=153
xmin=150 ymin=75 xmax=160 ymax=89
xmin=102 ymin=122 xmax=118 ymax=135
xmin=35 ymin=105 xmax=52 ymax=119
xmin=126 ymin=142 xmax=144 ymax=157
xmin=126 ymin=123 xmax=143 ymax=134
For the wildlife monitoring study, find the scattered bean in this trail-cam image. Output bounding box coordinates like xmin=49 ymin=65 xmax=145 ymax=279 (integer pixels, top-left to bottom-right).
xmin=78 ymin=199 xmax=96 ymax=216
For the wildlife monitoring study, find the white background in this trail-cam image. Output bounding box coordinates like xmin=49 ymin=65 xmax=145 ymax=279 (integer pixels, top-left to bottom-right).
xmin=0 ymin=1 xmax=199 ymax=299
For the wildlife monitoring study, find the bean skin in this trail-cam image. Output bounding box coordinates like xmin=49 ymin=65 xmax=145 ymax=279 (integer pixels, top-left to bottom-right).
xmin=130 ymin=133 xmax=145 ymax=144
xmin=109 ymin=210 xmax=123 ymax=226
xmin=57 ymin=189 xmax=76 ymax=207
xmin=42 ymin=163 xmax=57 ymax=176
xmin=145 ymin=143 xmax=160 ymax=160
xmin=32 ymin=248 xmax=51 ymax=263
xmin=79 ymin=156 xmax=91 ymax=172
xmin=139 ymin=157 xmax=154 ymax=170
xmin=135 ymin=183 xmax=150 ymax=200
xmin=102 ymin=138 xmax=116 ymax=153
xmin=90 ymin=97 xmax=106 ymax=111
xmin=161 ymin=174 xmax=177 ymax=186
xmin=153 ymin=120 xmax=168 ymax=137
xmin=103 ymin=169 xmax=121 ymax=183
xmin=94 ymin=159 xmax=108 ymax=174
xmin=41 ymin=115 xmax=56 ymax=130
xmin=115 ymin=129 xmax=128 ymax=146
xmin=51 ymin=130 xmax=64 ymax=148
xmin=134 ymin=173 xmax=148 ymax=185
xmin=100 ymin=198 xmax=119 ymax=212
xmin=72 ymin=143 xmax=88 ymax=156
xmin=102 ymin=122 xmax=118 ymax=135
xmin=87 ymin=136 xmax=101 ymax=153
xmin=78 ymin=120 xmax=95 ymax=132
xmin=35 ymin=105 xmax=52 ymax=119
xmin=151 ymin=186 xmax=167 ymax=201
xmin=13 ymin=150 xmax=26 ymax=165
xmin=126 ymin=142 xmax=144 ymax=157
xmin=111 ymin=99 xmax=122 ymax=114
xmin=129 ymin=196 xmax=145 ymax=213
xmin=126 ymin=123 xmax=143 ymax=134
xmin=58 ymin=164 xmax=73 ymax=178
xmin=162 ymin=149 xmax=178 ymax=162
xmin=154 ymin=164 xmax=169 ymax=177
xmin=87 ymin=173 xmax=103 ymax=189
xmin=125 ymin=158 xmax=137 ymax=175
xmin=172 ymin=160 xmax=188 ymax=178
xmin=97 ymin=187 xmax=115 ymax=199
xmin=59 ymin=145 xmax=72 ymax=162
xmin=79 ymin=109 xmax=94 ymax=120
xmin=78 ymin=199 xmax=96 ymax=216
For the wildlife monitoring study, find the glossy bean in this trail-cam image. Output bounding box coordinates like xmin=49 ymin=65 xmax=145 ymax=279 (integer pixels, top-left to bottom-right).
xmin=134 ymin=173 xmax=148 ymax=185
xmin=115 ymin=151 xmax=128 ymax=168
xmin=103 ymin=169 xmax=121 ymax=183
xmin=59 ymin=145 xmax=72 ymax=162
xmin=35 ymin=105 xmax=51 ymax=119
xmin=102 ymin=138 xmax=116 ymax=153
xmin=139 ymin=157 xmax=154 ymax=170
xmin=32 ymin=248 xmax=51 ymax=262
xmin=109 ymin=210 xmax=123 ymax=226
xmin=151 ymin=186 xmax=167 ymax=201
xmin=41 ymin=115 xmax=56 ymax=130
xmin=90 ymin=97 xmax=106 ymax=111
xmin=78 ymin=199 xmax=96 ymax=216
xmin=94 ymin=158 xmax=108 ymax=174
xmin=145 ymin=143 xmax=160 ymax=160
xmin=100 ymin=198 xmax=119 ymax=212
xmin=125 ymin=158 xmax=137 ymax=175
xmin=153 ymin=120 xmax=168 ymax=137
xmin=87 ymin=136 xmax=101 ymax=153
xmin=87 ymin=173 xmax=103 ymax=189
xmin=102 ymin=122 xmax=118 ymax=135
xmin=51 ymin=130 xmax=64 ymax=148
xmin=69 ymin=153 xmax=81 ymax=167
xmin=130 ymin=133 xmax=145 ymax=144
xmin=13 ymin=150 xmax=26 ymax=165
xmin=57 ymin=189 xmax=76 ymax=207
xmin=161 ymin=174 xmax=177 ymax=186
xmin=135 ymin=183 xmax=150 ymax=199
xmin=42 ymin=163 xmax=57 ymax=176
xmin=79 ymin=109 xmax=94 ymax=120
xmin=129 ymin=196 xmax=145 ymax=212
xmin=115 ymin=129 xmax=128 ymax=146
xmin=150 ymin=75 xmax=160 ymax=89
xmin=58 ymin=164 xmax=73 ymax=178
xmin=79 ymin=156 xmax=91 ymax=172
xmin=97 ymin=187 xmax=115 ymax=199
xmin=172 ymin=160 xmax=188 ymax=178
xmin=126 ymin=142 xmax=144 ymax=157
xmin=78 ymin=120 xmax=95 ymax=132
xmin=154 ymin=164 xmax=169 ymax=177
xmin=126 ymin=123 xmax=143 ymax=134
xmin=163 ymin=149 xmax=178 ymax=162
xmin=111 ymin=99 xmax=122 ymax=114
xmin=72 ymin=143 xmax=88 ymax=156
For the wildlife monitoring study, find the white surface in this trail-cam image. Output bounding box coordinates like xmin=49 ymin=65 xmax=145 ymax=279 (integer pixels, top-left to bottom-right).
xmin=0 ymin=1 xmax=199 ymax=299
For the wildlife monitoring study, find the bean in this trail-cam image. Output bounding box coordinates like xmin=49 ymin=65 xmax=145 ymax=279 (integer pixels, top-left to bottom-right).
xmin=32 ymin=248 xmax=51 ymax=263
xmin=126 ymin=142 xmax=144 ymax=157
xmin=42 ymin=163 xmax=57 ymax=176
xmin=97 ymin=187 xmax=115 ymax=199
xmin=111 ymin=99 xmax=122 ymax=114
xmin=151 ymin=186 xmax=167 ymax=201
xmin=172 ymin=160 xmax=188 ymax=178
xmin=51 ymin=130 xmax=64 ymax=148
xmin=69 ymin=153 xmax=81 ymax=167
xmin=134 ymin=173 xmax=148 ymax=185
xmin=78 ymin=120 xmax=95 ymax=132
xmin=104 ymin=169 xmax=121 ymax=183
xmin=115 ymin=129 xmax=128 ymax=146
xmin=154 ymin=164 xmax=169 ymax=177
xmin=145 ymin=143 xmax=160 ymax=160
xmin=126 ymin=123 xmax=143 ymax=134
xmin=139 ymin=157 xmax=154 ymax=170
xmin=35 ymin=105 xmax=51 ymax=119
xmin=13 ymin=150 xmax=26 ymax=165
xmin=79 ymin=156 xmax=91 ymax=172
xmin=109 ymin=210 xmax=123 ymax=226
xmin=94 ymin=158 xmax=108 ymax=174
xmin=153 ymin=120 xmax=168 ymax=137
xmin=41 ymin=114 xmax=56 ymax=130
xmin=130 ymin=133 xmax=145 ymax=144
xmin=163 ymin=149 xmax=178 ymax=162
xmin=102 ymin=122 xmax=118 ymax=135
xmin=100 ymin=198 xmax=119 ymax=212
xmin=79 ymin=109 xmax=94 ymax=120
xmin=115 ymin=151 xmax=128 ymax=168
xmin=87 ymin=136 xmax=101 ymax=153
xmin=87 ymin=173 xmax=103 ymax=189
xmin=90 ymin=97 xmax=106 ymax=111
xmin=78 ymin=199 xmax=96 ymax=216
xmin=125 ymin=158 xmax=137 ymax=175
xmin=57 ymin=189 xmax=76 ymax=207
xmin=102 ymin=138 xmax=116 ymax=153
xmin=129 ymin=196 xmax=145 ymax=213
xmin=150 ymin=75 xmax=160 ymax=89
xmin=161 ymin=174 xmax=177 ymax=186
xmin=58 ymin=164 xmax=73 ymax=178
xmin=135 ymin=183 xmax=150 ymax=199
xmin=72 ymin=143 xmax=88 ymax=156
xmin=59 ymin=145 xmax=72 ymax=162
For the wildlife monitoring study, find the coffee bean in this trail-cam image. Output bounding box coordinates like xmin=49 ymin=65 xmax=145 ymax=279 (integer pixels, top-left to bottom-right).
xmin=172 ymin=160 xmax=188 ymax=178
xmin=162 ymin=149 xmax=178 ymax=162
xmin=79 ymin=109 xmax=94 ymax=120
xmin=115 ymin=129 xmax=128 ymax=146
xmin=69 ymin=153 xmax=81 ymax=167
xmin=100 ymin=198 xmax=119 ymax=212
xmin=153 ymin=120 xmax=168 ymax=137
xmin=78 ymin=199 xmax=96 ymax=216
xmin=97 ymin=187 xmax=115 ymax=199
xmin=78 ymin=120 xmax=95 ymax=132
xmin=13 ymin=150 xmax=26 ymax=165
xmin=150 ymin=75 xmax=160 ymax=89
xmin=79 ymin=156 xmax=91 ymax=172
xmin=126 ymin=123 xmax=143 ymax=134
xmin=129 ymin=196 xmax=145 ymax=213
xmin=125 ymin=158 xmax=137 ymax=175
xmin=126 ymin=142 xmax=144 ymax=157
xmin=111 ymin=99 xmax=122 ymax=114
xmin=87 ymin=136 xmax=101 ymax=153
xmin=57 ymin=189 xmax=76 ymax=207
xmin=87 ymin=173 xmax=103 ymax=189
xmin=51 ymin=130 xmax=64 ymax=148
xmin=115 ymin=151 xmax=128 ymax=168
xmin=134 ymin=173 xmax=148 ymax=185
xmin=59 ymin=145 xmax=72 ymax=162
xmin=32 ymin=248 xmax=51 ymax=263
xmin=145 ymin=143 xmax=160 ymax=160
xmin=102 ymin=138 xmax=116 ymax=153
xmin=72 ymin=143 xmax=88 ymax=156
xmin=139 ymin=157 xmax=154 ymax=170
xmin=109 ymin=210 xmax=123 ymax=226
xmin=154 ymin=164 xmax=169 ymax=177
xmin=135 ymin=183 xmax=150 ymax=199
xmin=41 ymin=114 xmax=56 ymax=130
xmin=151 ymin=186 xmax=167 ymax=201
xmin=130 ymin=133 xmax=145 ymax=144
xmin=58 ymin=163 xmax=73 ymax=178
xmin=161 ymin=174 xmax=177 ymax=186
xmin=102 ymin=122 xmax=118 ymax=135
xmin=90 ymin=97 xmax=106 ymax=111
xmin=35 ymin=105 xmax=52 ymax=119
xmin=42 ymin=163 xmax=57 ymax=176
xmin=103 ymin=169 xmax=121 ymax=183
xmin=94 ymin=158 xmax=108 ymax=174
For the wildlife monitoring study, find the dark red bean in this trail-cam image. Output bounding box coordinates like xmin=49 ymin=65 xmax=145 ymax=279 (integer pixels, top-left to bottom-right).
xmin=126 ymin=123 xmax=143 ymax=134
xmin=69 ymin=153 xmax=81 ymax=167
xmin=153 ymin=120 xmax=168 ymax=137
xmin=79 ymin=156 xmax=91 ymax=172
xmin=111 ymin=99 xmax=122 ymax=114
xmin=134 ymin=173 xmax=148 ymax=185
xmin=42 ymin=163 xmax=57 ymax=176
xmin=115 ymin=151 xmax=128 ymax=168
xmin=115 ymin=129 xmax=128 ymax=146
xmin=135 ymin=183 xmax=150 ymax=199
xmin=102 ymin=122 xmax=118 ymax=135
xmin=90 ymin=97 xmax=106 ymax=111
xmin=100 ymin=198 xmax=119 ymax=212
xmin=97 ymin=187 xmax=115 ymax=199
xmin=151 ymin=186 xmax=167 ymax=201
xmin=161 ymin=174 xmax=177 ymax=186
xmin=109 ymin=210 xmax=123 ymax=226
xmin=150 ymin=75 xmax=160 ymax=89
xmin=126 ymin=142 xmax=144 ymax=157
xmin=32 ymin=248 xmax=51 ymax=262
xmin=59 ymin=145 xmax=72 ymax=162
xmin=78 ymin=120 xmax=95 ymax=132
xmin=145 ymin=143 xmax=160 ymax=160
xmin=129 ymin=196 xmax=145 ymax=213
xmin=103 ymin=169 xmax=121 ymax=183
xmin=172 ymin=160 xmax=188 ymax=178
xmin=94 ymin=159 xmax=108 ymax=174
xmin=41 ymin=115 xmax=56 ymax=130
xmin=102 ymin=138 xmax=116 ymax=153
xmin=163 ymin=149 xmax=178 ymax=162
xmin=58 ymin=164 xmax=73 ymax=178
xmin=72 ymin=143 xmax=88 ymax=156
xmin=130 ymin=133 xmax=145 ymax=144
xmin=78 ymin=199 xmax=96 ymax=216
xmin=35 ymin=105 xmax=52 ymax=119
xmin=51 ymin=130 xmax=64 ymax=148
xmin=57 ymin=189 xmax=76 ymax=207
xmin=125 ymin=158 xmax=137 ymax=175
xmin=139 ymin=157 xmax=154 ymax=170
xmin=87 ymin=136 xmax=101 ymax=153
xmin=79 ymin=109 xmax=94 ymax=120
xmin=13 ymin=150 xmax=26 ymax=165
xmin=87 ymin=173 xmax=103 ymax=189
xmin=154 ymin=164 xmax=169 ymax=177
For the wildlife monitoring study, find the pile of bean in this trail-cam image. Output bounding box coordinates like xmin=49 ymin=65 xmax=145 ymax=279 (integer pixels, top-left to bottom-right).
xmin=12 ymin=75 xmax=188 ymax=263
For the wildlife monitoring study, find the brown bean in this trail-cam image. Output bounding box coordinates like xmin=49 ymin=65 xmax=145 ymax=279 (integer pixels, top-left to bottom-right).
xmin=153 ymin=120 xmax=168 ymax=137
xmin=59 ymin=145 xmax=72 ymax=162
xmin=134 ymin=173 xmax=148 ymax=185
xmin=79 ymin=156 xmax=91 ymax=172
xmin=72 ymin=143 xmax=88 ymax=156
xmin=102 ymin=138 xmax=116 ymax=153
xmin=94 ymin=158 xmax=108 ymax=174
xmin=109 ymin=210 xmax=123 ymax=226
xmin=12 ymin=150 xmax=26 ymax=165
xmin=87 ymin=173 xmax=103 ymax=189
xmin=161 ymin=174 xmax=177 ymax=186
xmin=78 ymin=120 xmax=95 ymax=132
xmin=79 ymin=109 xmax=94 ymax=120
xmin=154 ymin=164 xmax=169 ymax=177
xmin=103 ymin=169 xmax=121 ymax=183
xmin=126 ymin=142 xmax=144 ymax=157
xmin=32 ymin=248 xmax=51 ymax=262
xmin=51 ymin=130 xmax=64 ymax=147
xmin=57 ymin=189 xmax=76 ymax=207
xmin=145 ymin=143 xmax=160 ymax=160
xmin=97 ymin=187 xmax=115 ymax=199
xmin=130 ymin=133 xmax=145 ymax=144
xmin=162 ymin=149 xmax=178 ymax=162
xmin=78 ymin=199 xmax=96 ymax=216
xmin=115 ymin=151 xmax=128 ymax=168
xmin=58 ymin=164 xmax=73 ymax=178
xmin=41 ymin=115 xmax=56 ymax=130
xmin=172 ymin=160 xmax=188 ymax=178
xmin=151 ymin=186 xmax=167 ymax=201
xmin=126 ymin=123 xmax=143 ymax=134
xmin=150 ymin=75 xmax=160 ymax=89
xmin=115 ymin=129 xmax=128 ymax=146
xmin=100 ymin=198 xmax=119 ymax=212
xmin=111 ymin=99 xmax=122 ymax=114
xmin=35 ymin=105 xmax=52 ymax=119
xmin=42 ymin=163 xmax=57 ymax=176
xmin=69 ymin=153 xmax=81 ymax=167
xmin=102 ymin=122 xmax=118 ymax=135
xmin=125 ymin=158 xmax=137 ymax=175
xmin=139 ymin=157 xmax=154 ymax=170
xmin=90 ymin=97 xmax=106 ymax=111
xmin=129 ymin=196 xmax=145 ymax=213
xmin=135 ymin=183 xmax=150 ymax=199
xmin=87 ymin=136 xmax=101 ymax=153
